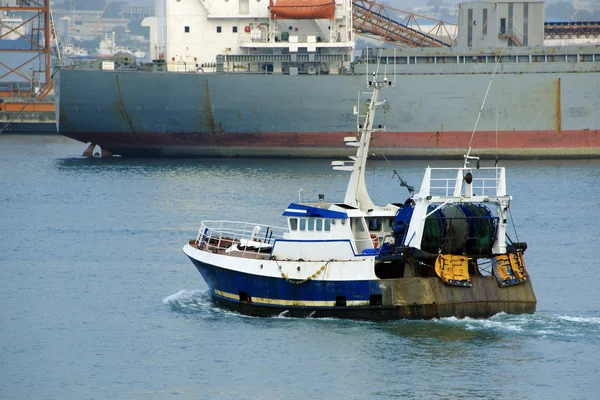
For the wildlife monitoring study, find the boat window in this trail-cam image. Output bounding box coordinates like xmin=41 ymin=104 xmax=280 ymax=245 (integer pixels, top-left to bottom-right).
xmin=366 ymin=217 xmax=382 ymax=231
xmin=307 ymin=218 xmax=315 ymax=231
xmin=299 ymin=218 xmax=306 ymax=230
xmin=324 ymin=219 xmax=331 ymax=231
xmin=233 ymin=26 xmax=238 ymax=33
xmin=316 ymin=218 xmax=323 ymax=231
xmin=383 ymin=218 xmax=393 ymax=231
xmin=184 ymin=26 xmax=190 ymax=33
xmin=354 ymin=218 xmax=365 ymax=232
xmin=289 ymin=218 xmax=298 ymax=231
xmin=217 ymin=26 xmax=222 ymax=33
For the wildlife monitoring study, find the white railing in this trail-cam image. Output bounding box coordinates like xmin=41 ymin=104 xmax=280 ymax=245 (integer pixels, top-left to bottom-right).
xmin=195 ymin=220 xmax=288 ymax=256
xmin=238 ymin=32 xmax=332 ymax=45
xmin=427 ymin=167 xmax=505 ymax=197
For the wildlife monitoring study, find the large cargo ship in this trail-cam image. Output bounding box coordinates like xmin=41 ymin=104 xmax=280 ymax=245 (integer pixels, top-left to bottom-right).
xmin=55 ymin=0 xmax=600 ymax=158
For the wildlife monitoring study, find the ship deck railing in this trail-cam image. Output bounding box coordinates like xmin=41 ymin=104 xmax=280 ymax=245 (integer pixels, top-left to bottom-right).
xmin=426 ymin=167 xmax=506 ymax=198
xmin=193 ymin=220 xmax=288 ymax=258
xmin=355 ymin=48 xmax=600 ymax=66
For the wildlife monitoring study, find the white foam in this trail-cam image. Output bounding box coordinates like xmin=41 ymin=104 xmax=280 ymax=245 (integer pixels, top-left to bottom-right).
xmin=557 ymin=315 xmax=600 ymax=325
xmin=430 ymin=312 xmax=598 ymax=339
xmin=162 ymin=289 xmax=205 ymax=304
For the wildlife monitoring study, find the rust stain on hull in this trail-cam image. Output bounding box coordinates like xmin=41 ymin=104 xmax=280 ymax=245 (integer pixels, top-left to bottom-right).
xmin=211 ymin=276 xmax=536 ymax=320
xmin=115 ymin=75 xmax=137 ymax=137
xmin=556 ymin=77 xmax=562 ymax=133
xmin=62 ymin=129 xmax=600 ymax=158
xmin=203 ymin=79 xmax=216 ymax=133
xmin=387 ymin=276 xmax=536 ymax=319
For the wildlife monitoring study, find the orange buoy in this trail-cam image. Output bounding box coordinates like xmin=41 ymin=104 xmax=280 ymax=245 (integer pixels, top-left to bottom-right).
xmin=370 ymin=234 xmax=379 ymax=248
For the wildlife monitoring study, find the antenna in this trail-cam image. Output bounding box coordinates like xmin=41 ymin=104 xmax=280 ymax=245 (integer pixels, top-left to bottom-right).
xmin=355 ymin=89 xmax=360 ymax=130
xmin=375 ymin=47 xmax=382 ymax=81
xmin=463 ymin=44 xmax=507 ymax=167
xmin=332 ymin=56 xmax=391 ymax=211
xmin=393 ymin=47 xmax=396 ymax=87
xmin=365 ymin=46 xmax=369 ymax=87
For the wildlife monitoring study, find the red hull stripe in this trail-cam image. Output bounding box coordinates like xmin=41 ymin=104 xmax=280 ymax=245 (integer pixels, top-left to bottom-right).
xmin=65 ymin=130 xmax=600 ymax=148
xmin=64 ymin=130 xmax=600 ymax=157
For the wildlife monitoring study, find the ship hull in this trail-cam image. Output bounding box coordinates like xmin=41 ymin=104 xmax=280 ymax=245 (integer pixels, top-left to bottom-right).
xmin=189 ymin=257 xmax=536 ymax=320
xmin=56 ymin=68 xmax=600 ymax=158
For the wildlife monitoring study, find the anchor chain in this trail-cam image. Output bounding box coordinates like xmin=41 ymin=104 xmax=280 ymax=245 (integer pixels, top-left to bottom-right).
xmin=278 ymin=261 xmax=330 ymax=285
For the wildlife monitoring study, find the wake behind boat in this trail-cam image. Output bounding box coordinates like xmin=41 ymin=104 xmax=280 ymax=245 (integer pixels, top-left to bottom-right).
xmin=182 ymin=72 xmax=536 ymax=320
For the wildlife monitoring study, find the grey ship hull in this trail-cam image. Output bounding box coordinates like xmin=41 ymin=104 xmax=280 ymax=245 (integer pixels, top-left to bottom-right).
xmin=55 ymin=67 xmax=600 ymax=158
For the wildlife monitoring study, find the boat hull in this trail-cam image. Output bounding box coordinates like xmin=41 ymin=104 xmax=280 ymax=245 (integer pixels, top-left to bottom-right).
xmin=55 ymin=68 xmax=600 ymax=159
xmin=188 ymin=257 xmax=537 ymax=320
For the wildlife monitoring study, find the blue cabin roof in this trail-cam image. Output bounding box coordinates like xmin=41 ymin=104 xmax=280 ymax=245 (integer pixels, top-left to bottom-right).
xmin=282 ymin=203 xmax=349 ymax=219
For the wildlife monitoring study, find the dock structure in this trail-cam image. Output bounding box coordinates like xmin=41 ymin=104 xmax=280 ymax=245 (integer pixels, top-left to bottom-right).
xmin=0 ymin=0 xmax=55 ymax=134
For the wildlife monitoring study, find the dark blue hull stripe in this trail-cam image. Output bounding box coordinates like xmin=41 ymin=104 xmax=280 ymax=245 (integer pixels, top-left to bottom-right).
xmin=189 ymin=258 xmax=381 ymax=306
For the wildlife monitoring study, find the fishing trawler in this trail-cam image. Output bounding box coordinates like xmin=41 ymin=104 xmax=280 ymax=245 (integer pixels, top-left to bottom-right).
xmin=182 ymin=70 xmax=536 ymax=320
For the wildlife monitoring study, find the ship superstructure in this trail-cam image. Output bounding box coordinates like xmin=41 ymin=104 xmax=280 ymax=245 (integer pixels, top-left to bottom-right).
xmin=0 ymin=12 xmax=29 ymax=41
xmin=143 ymin=0 xmax=354 ymax=75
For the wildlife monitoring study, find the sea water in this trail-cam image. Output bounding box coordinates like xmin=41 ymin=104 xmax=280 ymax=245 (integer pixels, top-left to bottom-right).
xmin=1 ymin=134 xmax=599 ymax=399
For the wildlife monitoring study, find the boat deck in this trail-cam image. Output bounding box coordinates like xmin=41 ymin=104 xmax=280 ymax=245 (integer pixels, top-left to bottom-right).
xmin=189 ymin=220 xmax=287 ymax=260
xmin=187 ymin=239 xmax=272 ymax=260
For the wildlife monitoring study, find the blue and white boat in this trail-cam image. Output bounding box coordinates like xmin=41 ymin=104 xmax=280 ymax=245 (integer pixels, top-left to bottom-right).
xmin=183 ymin=74 xmax=536 ymax=320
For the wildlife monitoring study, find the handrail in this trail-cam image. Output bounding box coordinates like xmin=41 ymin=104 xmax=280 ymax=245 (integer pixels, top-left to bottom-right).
xmin=196 ymin=220 xmax=287 ymax=258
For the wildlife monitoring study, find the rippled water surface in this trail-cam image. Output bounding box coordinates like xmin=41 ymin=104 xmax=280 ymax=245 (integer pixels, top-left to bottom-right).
xmin=1 ymin=135 xmax=600 ymax=399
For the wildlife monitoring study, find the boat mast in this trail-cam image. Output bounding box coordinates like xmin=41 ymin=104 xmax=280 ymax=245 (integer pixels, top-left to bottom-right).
xmin=342 ymin=73 xmax=386 ymax=211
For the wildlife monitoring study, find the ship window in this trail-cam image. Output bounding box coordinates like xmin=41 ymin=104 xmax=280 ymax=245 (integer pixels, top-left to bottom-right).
xmin=467 ymin=8 xmax=473 ymax=47
xmin=233 ymin=26 xmax=238 ymax=33
xmin=307 ymin=218 xmax=315 ymax=231
xmin=316 ymin=219 xmax=323 ymax=231
xmin=289 ymin=218 xmax=298 ymax=231
xmin=482 ymin=9 xmax=487 ymax=35
xmin=216 ymin=26 xmax=222 ymax=33
xmin=184 ymin=26 xmax=190 ymax=33
xmin=384 ymin=218 xmax=393 ymax=231
xmin=366 ymin=217 xmax=382 ymax=231
xmin=354 ymin=218 xmax=365 ymax=232
xmin=299 ymin=218 xmax=306 ymax=230
xmin=324 ymin=219 xmax=331 ymax=231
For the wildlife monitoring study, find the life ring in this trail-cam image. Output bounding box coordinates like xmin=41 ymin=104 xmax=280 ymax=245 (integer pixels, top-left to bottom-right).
xmin=370 ymin=234 xmax=379 ymax=248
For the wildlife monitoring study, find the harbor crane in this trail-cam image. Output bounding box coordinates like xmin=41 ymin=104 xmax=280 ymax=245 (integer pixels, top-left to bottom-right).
xmin=93 ymin=0 xmax=111 ymax=33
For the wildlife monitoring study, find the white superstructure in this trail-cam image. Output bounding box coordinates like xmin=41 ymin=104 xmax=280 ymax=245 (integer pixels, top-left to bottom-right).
xmin=145 ymin=0 xmax=354 ymax=73
xmin=0 ymin=12 xmax=29 ymax=40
